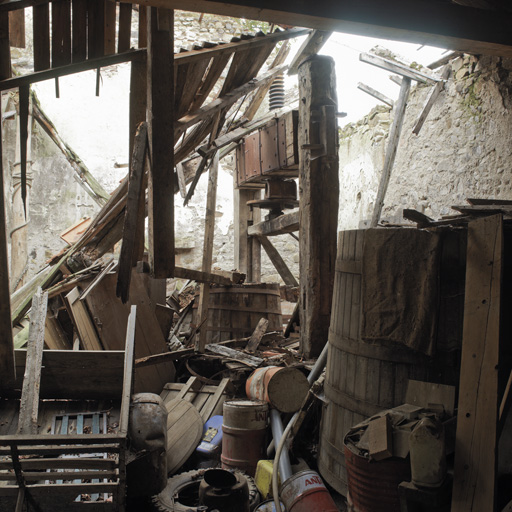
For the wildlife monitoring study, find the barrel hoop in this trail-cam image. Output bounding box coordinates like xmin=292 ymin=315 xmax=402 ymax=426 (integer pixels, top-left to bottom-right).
xmin=209 ymin=288 xmax=281 ymax=296
xmin=204 ymin=305 xmax=281 ymax=314
xmin=335 ymin=260 xmax=362 ymax=274
xmin=324 ymin=380 xmax=386 ymax=418
xmin=328 ymin=330 xmax=429 ymax=365
xmin=319 ymin=432 xmax=345 ymax=463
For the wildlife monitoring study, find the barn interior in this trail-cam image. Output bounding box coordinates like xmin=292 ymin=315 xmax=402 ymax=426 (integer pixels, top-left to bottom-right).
xmin=1 ymin=0 xmax=512 ymax=511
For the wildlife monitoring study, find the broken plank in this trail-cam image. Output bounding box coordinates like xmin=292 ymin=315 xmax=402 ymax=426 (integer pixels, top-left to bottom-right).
xmin=403 ymin=208 xmax=435 ymax=226
xmin=467 ymin=198 xmax=512 ymax=206
xmin=368 ymin=414 xmax=393 ymax=461
xmin=205 ymin=343 xmax=263 ymax=367
xmin=248 ymin=210 xmax=299 ymax=237
xmin=257 ymin=235 xmax=298 ymax=287
xmin=65 ymin=287 xmax=102 ymax=350
xmin=147 ymin=6 xmax=174 ymax=278
xmin=451 ymin=214 xmax=502 ymax=512
xmin=17 ymin=288 xmax=47 ymax=435
xmin=173 ymin=266 xmax=245 ymax=286
xmin=176 ymin=162 xmax=187 ymax=199
xmin=120 ymin=305 xmax=136 ymax=434
xmin=452 ymin=204 xmax=512 ymax=215
xmin=357 ymin=82 xmax=394 ymax=107
xmin=246 ymin=317 xmax=269 ymax=353
xmin=288 ymin=30 xmax=331 ymax=76
xmin=117 ymin=122 xmax=148 ymax=303
xmin=428 ymin=51 xmax=462 ymax=70
xmin=412 ymin=64 xmax=451 ymax=135
xmin=8 ymin=7 xmax=25 ymax=48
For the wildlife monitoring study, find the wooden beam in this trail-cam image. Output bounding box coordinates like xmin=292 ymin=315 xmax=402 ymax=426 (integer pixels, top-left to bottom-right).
xmin=173 ymin=266 xmax=245 ymax=285
xmin=195 ymin=152 xmax=219 ymax=353
xmin=288 ymin=30 xmax=332 ymax=75
xmin=427 ymin=50 xmax=463 ymax=70
xmin=248 ymin=210 xmax=299 ymax=237
xmin=412 ymin=64 xmax=451 ymax=135
xmin=0 ymin=10 xmax=11 ymax=80
xmin=452 ymin=214 xmax=502 ymax=512
xmin=298 ymin=55 xmax=339 ymax=358
xmin=371 ymin=77 xmax=411 ymax=227
xmin=357 ymin=82 xmax=394 ymax=107
xmin=120 ymin=305 xmax=136 ymax=435
xmin=257 ymin=235 xmax=298 ymax=287
xmin=246 ymin=317 xmax=269 ymax=353
xmin=118 ymin=0 xmax=512 ymax=57
xmin=147 ymin=7 xmax=174 ymax=278
xmin=0 ymin=118 xmax=15 ymax=389
xmin=17 ymin=288 xmax=47 ymax=435
xmin=32 ymin=2 xmax=50 ymax=70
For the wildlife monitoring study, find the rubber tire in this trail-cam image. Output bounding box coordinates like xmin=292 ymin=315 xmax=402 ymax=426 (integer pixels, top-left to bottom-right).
xmin=153 ymin=468 xmax=260 ymax=512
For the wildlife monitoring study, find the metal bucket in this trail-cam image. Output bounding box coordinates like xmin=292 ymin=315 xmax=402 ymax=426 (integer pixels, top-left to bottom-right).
xmin=280 ymin=470 xmax=338 ymax=512
xmin=221 ymin=399 xmax=269 ymax=477
xmin=246 ymin=366 xmax=309 ymax=413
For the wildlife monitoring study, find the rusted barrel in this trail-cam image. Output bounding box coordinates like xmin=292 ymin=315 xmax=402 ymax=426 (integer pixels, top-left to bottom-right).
xmin=221 ymin=399 xmax=269 ymax=477
xmin=318 ymin=229 xmax=463 ymax=495
xmin=246 ymin=366 xmax=309 ymax=413
xmin=192 ymin=283 xmax=283 ymax=343
xmin=280 ymin=470 xmax=338 ymax=512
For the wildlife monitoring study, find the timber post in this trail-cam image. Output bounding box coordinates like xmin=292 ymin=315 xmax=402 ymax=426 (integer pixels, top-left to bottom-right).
xmin=298 ymin=55 xmax=339 ymax=358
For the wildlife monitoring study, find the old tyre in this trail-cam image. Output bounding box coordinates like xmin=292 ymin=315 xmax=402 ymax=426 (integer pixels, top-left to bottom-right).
xmin=152 ymin=468 xmax=260 ymax=512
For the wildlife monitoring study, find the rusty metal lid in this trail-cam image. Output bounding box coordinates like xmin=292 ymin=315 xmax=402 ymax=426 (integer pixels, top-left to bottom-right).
xmin=131 ymin=393 xmax=164 ymax=405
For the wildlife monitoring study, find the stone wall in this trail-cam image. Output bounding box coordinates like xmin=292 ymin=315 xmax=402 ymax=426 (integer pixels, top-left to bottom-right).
xmin=338 ymin=54 xmax=512 ymax=229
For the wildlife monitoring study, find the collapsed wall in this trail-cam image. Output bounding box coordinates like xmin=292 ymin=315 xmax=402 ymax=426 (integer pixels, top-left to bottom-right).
xmin=339 ymin=54 xmax=512 ymax=229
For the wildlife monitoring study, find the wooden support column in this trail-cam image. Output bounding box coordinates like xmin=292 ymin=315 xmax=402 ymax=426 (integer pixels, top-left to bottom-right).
xmin=452 ymin=214 xmax=502 ymax=512
xmin=129 ymin=54 xmax=147 ymax=162
xmin=0 ymin=120 xmax=15 ymax=389
xmin=147 ymin=7 xmax=174 ymax=278
xmin=298 ymin=55 xmax=339 ymax=358
xmin=195 ymin=153 xmax=219 ymax=353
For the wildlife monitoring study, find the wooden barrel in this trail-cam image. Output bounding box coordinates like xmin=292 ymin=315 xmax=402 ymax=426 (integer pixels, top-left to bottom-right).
xmin=193 ymin=283 xmax=283 ymax=343
xmin=318 ymin=229 xmax=462 ymax=496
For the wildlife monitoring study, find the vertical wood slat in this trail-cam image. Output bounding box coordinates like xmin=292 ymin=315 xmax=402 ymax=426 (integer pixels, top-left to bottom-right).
xmin=8 ymin=8 xmax=25 ymax=49
xmin=0 ymin=11 xmax=11 ymax=80
xmin=118 ymin=2 xmax=132 ymax=53
xmin=32 ymin=3 xmax=50 ymax=71
xmin=72 ymin=0 xmax=87 ymax=63
xmin=138 ymin=4 xmax=147 ymax=48
xmin=51 ymin=0 xmax=71 ymax=67
xmin=147 ymin=7 xmax=174 ymax=279
xmin=452 ymin=214 xmax=502 ymax=512
xmin=104 ymin=0 xmax=116 ymax=55
xmin=0 ymin=118 xmax=15 ymax=390
xmin=87 ymin=0 xmax=105 ymax=59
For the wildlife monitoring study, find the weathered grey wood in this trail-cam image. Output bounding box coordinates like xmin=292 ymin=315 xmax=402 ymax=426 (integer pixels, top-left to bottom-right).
xmin=257 ymin=235 xmax=298 ymax=286
xmin=234 ymin=188 xmax=253 ymax=276
xmin=17 ymin=288 xmax=47 ymax=435
xmin=246 ymin=317 xmax=269 ymax=353
xmin=65 ymin=286 xmax=102 ymax=350
xmin=288 ymin=30 xmax=332 ymax=75
xmin=428 ymin=51 xmax=462 ymax=70
xmin=298 ymin=55 xmax=339 ymax=358
xmin=196 ymin=152 xmax=219 ymax=353
xmin=360 ymin=52 xmax=442 ymax=84
xmin=147 ymin=6 xmax=174 ymax=278
xmin=200 ymin=377 xmax=230 ymax=421
xmin=176 ymin=162 xmax=187 ymax=198
xmin=173 ymin=266 xmax=245 ymax=286
xmin=370 ymin=77 xmax=411 ymax=227
xmin=120 ymin=305 xmax=137 ymax=435
xmin=0 ymin=120 xmax=15 ymax=389
xmin=205 ymin=343 xmax=263 ymax=367
xmin=412 ymin=64 xmax=451 ymax=135
xmin=248 ymin=210 xmax=299 ymax=237
xmin=452 ymin=215 xmax=502 ymax=512
xmin=357 ymin=82 xmax=394 ymax=107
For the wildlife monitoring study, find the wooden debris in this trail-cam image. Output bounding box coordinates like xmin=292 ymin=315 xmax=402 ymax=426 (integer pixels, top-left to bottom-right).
xmin=405 ymin=380 xmax=456 ymax=416
xmin=288 ymin=30 xmax=332 ymax=75
xmin=246 ymin=318 xmax=269 ymax=353
xmin=368 ymin=414 xmax=393 ymax=461
xmin=357 ymin=82 xmax=394 ymax=107
xmin=248 ymin=211 xmax=299 ymax=237
xmin=257 ymin=235 xmax=298 ymax=287
xmin=205 ymin=343 xmax=264 ymax=368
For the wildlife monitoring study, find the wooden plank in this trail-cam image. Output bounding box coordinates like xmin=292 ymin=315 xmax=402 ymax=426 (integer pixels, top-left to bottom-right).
xmin=357 ymin=82 xmax=394 ymax=107
xmin=0 ymin=117 xmax=15 ymax=389
xmin=116 ymin=122 xmax=147 ymax=303
xmin=65 ymin=286 xmax=103 ymax=350
xmin=246 ymin=317 xmax=269 ymax=353
xmin=173 ymin=266 xmax=245 ymax=286
xmin=17 ymin=288 xmax=47 ymax=435
xmin=118 ymin=2 xmax=132 ymax=53
xmin=44 ymin=314 xmax=71 ymax=350
xmin=428 ymin=50 xmax=463 ymax=70
xmin=138 ymin=4 xmax=147 ymax=48
xmin=370 ymin=77 xmax=411 ymax=227
xmin=104 ymin=0 xmax=116 ymax=55
xmin=0 ymin=458 xmax=117 ymax=470
xmin=248 ymin=210 xmax=299 ymax=237
xmin=87 ymin=0 xmax=105 ymax=59
xmin=71 ymin=0 xmax=87 ymax=63
xmin=298 ymin=55 xmax=339 ymax=358
xmin=0 ymin=11 xmax=11 ymax=80
xmin=51 ymin=0 xmax=71 ymax=67
xmin=18 ymin=84 xmax=29 ymax=216
xmin=412 ymin=64 xmax=451 ymax=135
xmin=147 ymin=6 xmax=174 ymax=278
xmin=451 ymin=214 xmax=502 ymax=512
xmin=195 ymin=152 xmax=219 ymax=353
xmin=120 ymin=305 xmax=136 ymax=434
xmin=176 ymin=162 xmax=187 ymax=198
xmin=288 ymin=30 xmax=331 ymax=75
xmin=257 ymin=234 xmax=298 ymax=287
xmin=8 ymin=8 xmax=24 ymax=48
xmin=360 ymin=52 xmax=440 ymax=84
xmin=0 ymin=48 xmax=145 ymax=91
xmin=32 ymin=3 xmax=50 ymax=70
xmin=200 ymin=377 xmax=230 ymax=421
xmin=205 ymin=343 xmax=263 ymax=367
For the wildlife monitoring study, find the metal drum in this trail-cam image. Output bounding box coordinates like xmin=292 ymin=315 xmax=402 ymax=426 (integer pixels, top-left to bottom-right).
xmin=280 ymin=470 xmax=338 ymax=512
xmin=255 ymin=499 xmax=285 ymax=511
xmin=221 ymin=399 xmax=269 ymax=477
xmin=198 ymin=468 xmax=250 ymax=512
